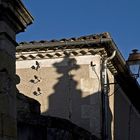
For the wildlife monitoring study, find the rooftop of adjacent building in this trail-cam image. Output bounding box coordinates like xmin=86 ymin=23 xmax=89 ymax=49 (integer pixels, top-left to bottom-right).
xmin=16 ymin=32 xmax=140 ymax=113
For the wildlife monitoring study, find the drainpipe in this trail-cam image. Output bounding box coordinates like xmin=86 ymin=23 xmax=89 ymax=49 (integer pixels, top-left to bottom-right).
xmin=102 ymin=50 xmax=116 ymax=140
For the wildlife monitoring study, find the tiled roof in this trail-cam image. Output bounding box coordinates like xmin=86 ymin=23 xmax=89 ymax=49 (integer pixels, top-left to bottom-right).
xmin=17 ymin=32 xmax=111 ymax=51
xmin=16 ymin=32 xmax=118 ymax=75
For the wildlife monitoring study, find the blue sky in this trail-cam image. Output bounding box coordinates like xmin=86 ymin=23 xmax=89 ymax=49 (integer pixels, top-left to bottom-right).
xmin=17 ymin=0 xmax=140 ymax=59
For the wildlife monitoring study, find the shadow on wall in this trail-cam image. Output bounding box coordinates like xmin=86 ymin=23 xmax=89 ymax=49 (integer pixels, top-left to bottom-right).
xmin=16 ymin=56 xmax=113 ymax=140
xmin=15 ymin=74 xmax=41 ymax=116
xmin=41 ymin=56 xmax=113 ymax=139
xmin=43 ymin=57 xmax=81 ymax=120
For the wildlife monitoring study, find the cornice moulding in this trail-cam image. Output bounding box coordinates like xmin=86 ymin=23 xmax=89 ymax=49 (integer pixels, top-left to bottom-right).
xmin=0 ymin=0 xmax=33 ymax=33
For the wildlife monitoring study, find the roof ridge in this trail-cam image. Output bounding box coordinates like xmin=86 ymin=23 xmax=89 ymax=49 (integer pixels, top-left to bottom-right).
xmin=18 ymin=32 xmax=111 ymax=46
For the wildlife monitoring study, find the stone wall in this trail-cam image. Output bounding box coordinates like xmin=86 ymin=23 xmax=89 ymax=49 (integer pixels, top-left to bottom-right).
xmin=16 ymin=51 xmax=140 ymax=140
xmin=16 ymin=85 xmax=99 ymax=140
xmin=114 ymin=87 xmax=140 ymax=140
xmin=0 ymin=0 xmax=33 ymax=139
xmin=0 ymin=51 xmax=17 ymax=140
xmin=17 ymin=114 xmax=98 ymax=140
xmin=16 ymin=55 xmax=102 ymax=138
xmin=0 ymin=10 xmax=17 ymax=140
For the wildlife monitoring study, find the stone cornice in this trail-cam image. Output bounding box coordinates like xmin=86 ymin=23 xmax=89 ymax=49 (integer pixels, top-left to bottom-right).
xmin=0 ymin=0 xmax=33 ymax=33
xmin=16 ymin=47 xmax=117 ymax=75
xmin=16 ymin=48 xmax=105 ymax=60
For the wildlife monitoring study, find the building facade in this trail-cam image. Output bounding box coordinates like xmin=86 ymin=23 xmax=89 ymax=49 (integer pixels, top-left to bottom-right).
xmin=0 ymin=1 xmax=139 ymax=139
xmin=16 ymin=32 xmax=140 ymax=139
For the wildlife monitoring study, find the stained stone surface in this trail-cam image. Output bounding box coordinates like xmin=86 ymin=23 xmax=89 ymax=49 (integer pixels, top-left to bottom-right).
xmin=0 ymin=0 xmax=33 ymax=139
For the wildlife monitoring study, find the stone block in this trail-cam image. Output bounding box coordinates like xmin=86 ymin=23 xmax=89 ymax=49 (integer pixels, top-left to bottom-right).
xmin=0 ymin=51 xmax=15 ymax=76
xmin=0 ymin=96 xmax=9 ymax=114
xmin=0 ymin=136 xmax=16 ymax=140
xmin=81 ymin=105 xmax=91 ymax=119
xmin=0 ymin=115 xmax=3 ymax=136
xmin=0 ymin=21 xmax=15 ymax=39
xmin=3 ymin=115 xmax=17 ymax=137
xmin=81 ymin=78 xmax=100 ymax=94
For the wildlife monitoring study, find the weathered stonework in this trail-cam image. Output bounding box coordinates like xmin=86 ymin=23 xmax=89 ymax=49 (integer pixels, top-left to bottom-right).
xmin=0 ymin=0 xmax=33 ymax=139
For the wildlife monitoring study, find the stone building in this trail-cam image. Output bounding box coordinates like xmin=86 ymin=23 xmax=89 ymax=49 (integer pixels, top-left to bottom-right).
xmin=16 ymin=32 xmax=140 ymax=140
xmin=0 ymin=0 xmax=140 ymax=140
xmin=0 ymin=0 xmax=33 ymax=140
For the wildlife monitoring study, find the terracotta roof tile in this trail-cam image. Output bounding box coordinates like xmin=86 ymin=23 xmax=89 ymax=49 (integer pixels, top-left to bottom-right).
xmin=18 ymin=32 xmax=109 ymax=45
xmin=17 ymin=32 xmax=111 ymax=51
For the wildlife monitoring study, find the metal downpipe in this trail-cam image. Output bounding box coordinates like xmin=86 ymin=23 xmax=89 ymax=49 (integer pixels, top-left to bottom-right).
xmin=102 ymin=51 xmax=116 ymax=140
